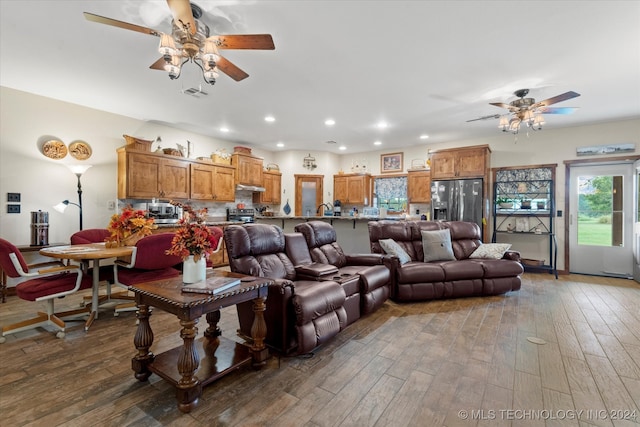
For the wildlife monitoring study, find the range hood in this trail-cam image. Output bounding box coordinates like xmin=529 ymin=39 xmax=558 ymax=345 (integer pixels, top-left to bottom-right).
xmin=236 ymin=184 xmax=266 ymax=192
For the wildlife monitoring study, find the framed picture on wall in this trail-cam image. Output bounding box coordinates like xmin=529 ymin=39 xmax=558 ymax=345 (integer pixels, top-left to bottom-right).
xmin=380 ymin=152 xmax=403 ymax=173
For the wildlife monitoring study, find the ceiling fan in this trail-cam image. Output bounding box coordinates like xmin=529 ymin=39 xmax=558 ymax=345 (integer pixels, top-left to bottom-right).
xmin=84 ymin=0 xmax=274 ymax=84
xmin=467 ymin=88 xmax=580 ymax=134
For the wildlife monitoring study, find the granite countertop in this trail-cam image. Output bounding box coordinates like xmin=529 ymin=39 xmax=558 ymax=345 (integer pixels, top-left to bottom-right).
xmin=155 ymin=220 xmax=244 ymax=228
xmin=255 ymin=215 xmax=405 ymax=221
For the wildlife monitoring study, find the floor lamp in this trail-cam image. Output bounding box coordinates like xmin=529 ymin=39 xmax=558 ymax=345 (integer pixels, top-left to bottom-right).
xmin=54 ymin=165 xmax=92 ymax=230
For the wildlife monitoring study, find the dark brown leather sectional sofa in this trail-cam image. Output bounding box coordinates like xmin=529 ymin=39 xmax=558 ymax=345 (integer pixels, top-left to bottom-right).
xmin=224 ymin=222 xmax=391 ymax=356
xmin=368 ymin=220 xmax=523 ymax=301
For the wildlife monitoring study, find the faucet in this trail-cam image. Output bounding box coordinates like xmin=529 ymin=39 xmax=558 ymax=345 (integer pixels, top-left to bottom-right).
xmin=316 ymin=203 xmax=333 ymax=214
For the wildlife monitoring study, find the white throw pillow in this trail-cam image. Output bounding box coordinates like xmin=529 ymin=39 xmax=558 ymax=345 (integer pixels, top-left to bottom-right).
xmin=421 ymin=229 xmax=456 ymax=262
xmin=379 ymin=239 xmax=411 ymax=264
xmin=469 ymin=243 xmax=512 ymax=259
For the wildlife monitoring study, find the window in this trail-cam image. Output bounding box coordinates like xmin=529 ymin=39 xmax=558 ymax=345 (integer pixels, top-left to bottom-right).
xmin=374 ymin=176 xmax=407 ymax=212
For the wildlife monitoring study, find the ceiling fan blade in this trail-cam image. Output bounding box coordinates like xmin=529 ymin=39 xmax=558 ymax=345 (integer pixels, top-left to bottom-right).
xmin=535 ymin=91 xmax=580 ymax=108
xmin=538 ymin=106 xmax=579 ymax=115
xmin=466 ymin=114 xmax=500 ymax=122
xmin=216 ymin=56 xmax=249 ymax=81
xmin=208 ymin=34 xmax=275 ymax=50
xmin=149 ymin=57 xmax=167 ymax=70
xmin=84 ymin=12 xmax=161 ymax=37
xmin=166 ymin=0 xmax=196 ymax=35
xmin=490 ymin=102 xmax=520 ymax=113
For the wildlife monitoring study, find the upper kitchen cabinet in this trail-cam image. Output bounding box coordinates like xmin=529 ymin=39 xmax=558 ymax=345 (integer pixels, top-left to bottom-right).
xmin=334 ymin=173 xmax=371 ymax=205
xmin=118 ymin=149 xmax=189 ymax=199
xmin=253 ymin=170 xmax=282 ymax=205
xmin=190 ymin=163 xmax=235 ymax=202
xmin=430 ymin=145 xmax=491 ymax=180
xmin=407 ymin=170 xmax=431 ymax=203
xmin=232 ymin=152 xmax=263 ymax=187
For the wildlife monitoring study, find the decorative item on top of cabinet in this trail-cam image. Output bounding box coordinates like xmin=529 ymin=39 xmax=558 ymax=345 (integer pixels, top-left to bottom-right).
xmin=429 ymin=144 xmax=491 ymax=180
xmin=333 ymin=173 xmax=371 ymax=205
xmin=407 ymin=170 xmax=431 ymax=203
xmin=253 ymin=169 xmax=281 ymax=205
xmin=232 ymin=152 xmax=263 ymax=187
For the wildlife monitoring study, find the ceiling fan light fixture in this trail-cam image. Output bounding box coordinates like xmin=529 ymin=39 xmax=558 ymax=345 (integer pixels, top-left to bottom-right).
xmin=158 ymin=33 xmax=178 ymax=58
xmin=508 ymin=117 xmax=521 ymax=134
xmin=165 ymin=55 xmax=182 ymax=79
xmin=498 ymin=116 xmax=509 ymax=131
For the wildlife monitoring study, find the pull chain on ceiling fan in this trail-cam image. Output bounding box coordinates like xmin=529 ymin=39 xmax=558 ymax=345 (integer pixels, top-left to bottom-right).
xmin=467 ymin=88 xmax=580 ymax=135
xmin=84 ymin=0 xmax=274 ymax=85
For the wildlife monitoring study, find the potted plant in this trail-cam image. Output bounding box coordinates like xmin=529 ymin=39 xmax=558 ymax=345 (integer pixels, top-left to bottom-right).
xmin=165 ymin=201 xmax=216 ymax=283
xmin=496 ymin=197 xmax=514 ymax=209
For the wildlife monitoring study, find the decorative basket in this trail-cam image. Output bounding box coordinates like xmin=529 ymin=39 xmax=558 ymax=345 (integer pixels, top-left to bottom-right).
xmin=233 ymin=146 xmax=252 ymax=154
xmin=163 ymin=148 xmax=182 ymax=157
xmin=212 ymin=148 xmax=232 ymax=164
xmin=521 ymin=258 xmax=544 ymax=266
xmin=410 ymin=159 xmax=427 ymax=170
xmin=265 ymin=163 xmax=280 ymax=171
xmin=123 ymin=134 xmax=153 ymax=151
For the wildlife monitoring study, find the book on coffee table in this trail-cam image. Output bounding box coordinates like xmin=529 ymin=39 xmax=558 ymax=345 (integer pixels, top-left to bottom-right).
xmin=182 ymin=277 xmax=241 ymax=295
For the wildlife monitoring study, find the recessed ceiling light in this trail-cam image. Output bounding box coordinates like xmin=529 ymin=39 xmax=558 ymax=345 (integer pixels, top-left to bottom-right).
xmin=220 ymin=127 xmax=230 ymax=133
xmin=339 ymin=146 xmax=347 ymax=150
xmin=373 ymin=141 xmax=382 ymax=146
xmin=265 ymin=116 xmax=275 ymax=122
xmin=276 ymin=142 xmax=284 ymax=147
xmin=376 ymin=121 xmax=388 ymax=129
xmin=325 ymin=119 xmax=335 ymax=126
xmin=419 ymin=134 xmax=429 ymax=140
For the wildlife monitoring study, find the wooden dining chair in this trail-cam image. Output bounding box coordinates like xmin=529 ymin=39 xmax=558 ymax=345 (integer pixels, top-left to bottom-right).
xmin=206 ymin=226 xmax=224 ymax=268
xmin=70 ymin=228 xmax=115 ymax=305
xmin=0 ymin=238 xmax=93 ymax=342
xmin=112 ymin=233 xmax=183 ymax=316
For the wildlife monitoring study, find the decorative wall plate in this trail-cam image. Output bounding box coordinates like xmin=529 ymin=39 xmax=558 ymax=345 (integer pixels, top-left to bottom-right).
xmin=41 ymin=139 xmax=68 ymax=160
xmin=69 ymin=141 xmax=92 ymax=160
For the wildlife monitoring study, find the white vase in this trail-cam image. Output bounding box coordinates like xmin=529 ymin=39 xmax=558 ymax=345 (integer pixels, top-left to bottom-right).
xmin=182 ymin=255 xmax=206 ymax=284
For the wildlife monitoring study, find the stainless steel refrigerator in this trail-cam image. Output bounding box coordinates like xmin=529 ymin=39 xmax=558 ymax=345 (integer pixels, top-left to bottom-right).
xmin=431 ymin=179 xmax=484 ymax=231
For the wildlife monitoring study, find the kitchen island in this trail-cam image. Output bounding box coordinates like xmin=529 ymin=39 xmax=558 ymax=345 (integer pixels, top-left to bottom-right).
xmin=254 ymin=215 xmax=404 ymax=254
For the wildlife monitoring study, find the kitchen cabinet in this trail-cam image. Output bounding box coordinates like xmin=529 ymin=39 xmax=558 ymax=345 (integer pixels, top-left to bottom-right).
xmin=430 ymin=145 xmax=490 ymax=179
xmin=407 ymin=170 xmax=431 ymax=203
xmin=190 ymin=163 xmax=235 ymax=202
xmin=334 ymin=173 xmax=371 ymax=205
xmin=253 ymin=170 xmax=281 ymax=205
xmin=118 ymin=150 xmax=189 ymax=199
xmin=492 ymin=164 xmax=557 ymax=278
xmin=232 ymin=153 xmax=263 ymax=186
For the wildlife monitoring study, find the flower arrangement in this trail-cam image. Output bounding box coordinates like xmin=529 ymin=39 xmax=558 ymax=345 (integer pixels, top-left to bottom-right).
xmin=165 ymin=201 xmax=214 ymax=262
xmin=107 ymin=205 xmax=156 ymax=246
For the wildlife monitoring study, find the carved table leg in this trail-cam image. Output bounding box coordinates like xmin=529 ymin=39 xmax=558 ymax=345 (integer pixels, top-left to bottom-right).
xmin=204 ymin=310 xmax=221 ymax=354
xmin=131 ymin=304 xmax=154 ymax=381
xmin=250 ymin=296 xmax=269 ymax=367
xmin=176 ymin=318 xmax=201 ymax=413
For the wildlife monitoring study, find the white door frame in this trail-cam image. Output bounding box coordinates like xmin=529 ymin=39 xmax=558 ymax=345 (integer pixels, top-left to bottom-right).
xmin=564 ymin=155 xmax=640 ymax=276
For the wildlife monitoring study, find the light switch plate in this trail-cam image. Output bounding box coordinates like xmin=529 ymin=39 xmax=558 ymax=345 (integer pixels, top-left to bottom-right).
xmin=7 ymin=204 xmax=20 ymax=213
xmin=7 ymin=193 xmax=20 ymax=202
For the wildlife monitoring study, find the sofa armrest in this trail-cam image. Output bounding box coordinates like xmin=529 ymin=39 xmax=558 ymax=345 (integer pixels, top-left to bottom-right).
xmin=295 ymin=263 xmax=339 ymax=280
xmin=503 ymin=250 xmax=521 ymax=262
xmin=345 ymin=253 xmax=387 ymax=266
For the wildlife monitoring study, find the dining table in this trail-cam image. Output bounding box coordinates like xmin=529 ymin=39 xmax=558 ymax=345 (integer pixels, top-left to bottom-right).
xmin=39 ymin=243 xmax=133 ymax=330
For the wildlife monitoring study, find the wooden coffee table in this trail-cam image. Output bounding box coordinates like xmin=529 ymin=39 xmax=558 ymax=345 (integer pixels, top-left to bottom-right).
xmin=129 ymin=270 xmax=270 ymax=413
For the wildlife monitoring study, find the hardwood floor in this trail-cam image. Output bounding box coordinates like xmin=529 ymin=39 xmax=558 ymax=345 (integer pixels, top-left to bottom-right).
xmin=1 ymin=273 xmax=639 ymax=426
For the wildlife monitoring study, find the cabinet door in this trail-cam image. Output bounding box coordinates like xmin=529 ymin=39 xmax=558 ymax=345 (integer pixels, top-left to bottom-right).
xmin=127 ymin=153 xmax=162 ymax=198
xmin=160 ymin=158 xmax=190 ymax=199
xmin=334 ymin=176 xmax=348 ymax=202
xmin=212 ymin=165 xmax=235 ymax=202
xmin=457 ymin=147 xmax=488 ymax=177
xmin=234 ymin=154 xmax=263 ymax=186
xmin=430 ymin=152 xmax=456 ymax=179
xmin=347 ymin=176 xmax=366 ymax=204
xmin=271 ymin=173 xmax=281 ymax=204
xmin=407 ymin=171 xmax=431 ymax=203
xmin=190 ymin=164 xmax=215 ymax=200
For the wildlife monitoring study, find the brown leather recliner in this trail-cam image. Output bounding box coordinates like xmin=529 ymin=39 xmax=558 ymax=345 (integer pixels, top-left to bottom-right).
xmin=224 ymin=223 xmax=347 ymax=355
xmin=294 ymin=221 xmax=391 ymax=316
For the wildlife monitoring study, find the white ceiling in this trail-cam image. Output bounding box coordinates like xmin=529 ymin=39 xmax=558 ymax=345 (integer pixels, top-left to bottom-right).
xmin=1 ymin=1 xmax=639 ymax=154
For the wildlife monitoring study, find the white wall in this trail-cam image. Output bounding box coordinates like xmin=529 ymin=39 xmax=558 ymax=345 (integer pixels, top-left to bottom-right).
xmin=2 ymin=86 xmax=639 ymax=270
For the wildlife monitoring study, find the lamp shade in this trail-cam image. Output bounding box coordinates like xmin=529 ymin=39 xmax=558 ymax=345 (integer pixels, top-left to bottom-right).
xmin=53 ymin=201 xmax=69 ymax=213
xmin=68 ymin=164 xmax=92 ymax=175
